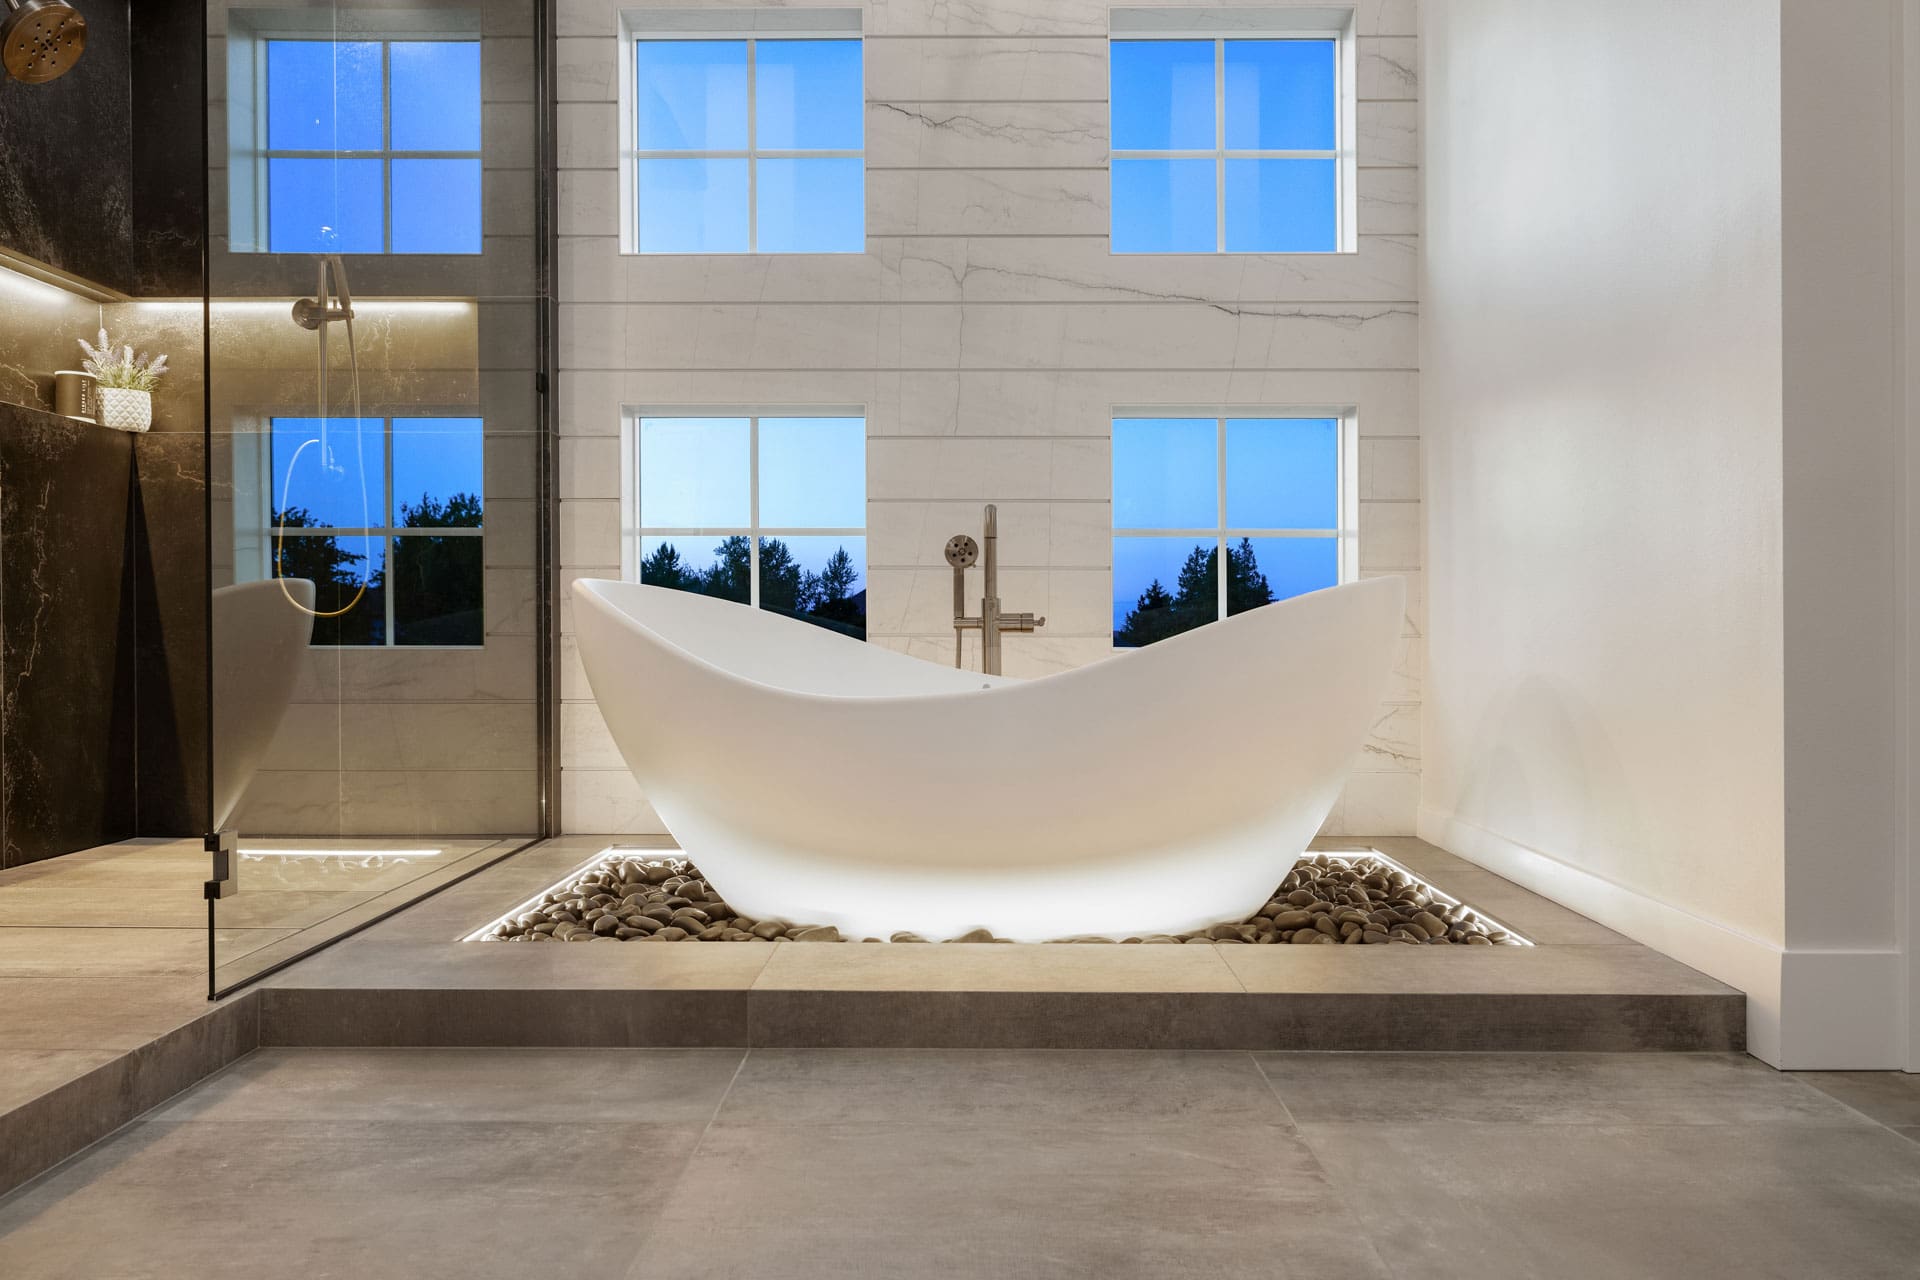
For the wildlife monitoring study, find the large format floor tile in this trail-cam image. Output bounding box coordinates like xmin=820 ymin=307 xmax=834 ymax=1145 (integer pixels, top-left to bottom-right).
xmin=5 ymin=1048 xmax=1920 ymax=1279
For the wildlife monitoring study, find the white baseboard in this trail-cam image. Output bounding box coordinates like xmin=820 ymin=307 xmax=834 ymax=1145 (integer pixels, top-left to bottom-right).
xmin=1419 ymin=806 xmax=1792 ymax=1059
xmin=1419 ymin=805 xmax=1909 ymax=1068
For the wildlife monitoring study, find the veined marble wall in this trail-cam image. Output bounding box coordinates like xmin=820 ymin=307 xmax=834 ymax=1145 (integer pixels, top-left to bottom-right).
xmin=555 ymin=0 xmax=1424 ymax=835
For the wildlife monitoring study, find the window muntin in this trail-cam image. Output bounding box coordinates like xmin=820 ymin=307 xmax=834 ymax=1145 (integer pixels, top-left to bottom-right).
xmin=631 ymin=36 xmax=864 ymax=253
xmin=1110 ymin=35 xmax=1342 ymax=254
xmin=629 ymin=412 xmax=867 ymax=638
xmin=260 ymin=37 xmax=482 ymax=254
xmin=1112 ymin=414 xmax=1345 ymax=647
xmin=269 ymin=416 xmax=485 ymax=646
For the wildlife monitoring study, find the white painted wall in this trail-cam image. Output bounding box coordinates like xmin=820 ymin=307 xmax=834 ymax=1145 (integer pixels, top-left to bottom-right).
xmin=555 ymin=0 xmax=1428 ymax=836
xmin=1423 ymin=0 xmax=1915 ymax=1068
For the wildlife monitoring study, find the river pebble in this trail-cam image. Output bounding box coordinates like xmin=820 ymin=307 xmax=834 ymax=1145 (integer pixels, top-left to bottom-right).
xmin=479 ymin=854 xmax=1526 ymax=947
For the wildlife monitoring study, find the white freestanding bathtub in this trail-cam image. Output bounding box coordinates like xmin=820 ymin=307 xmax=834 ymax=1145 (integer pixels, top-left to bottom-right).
xmin=212 ymin=578 xmax=315 ymax=829
xmin=573 ymin=575 xmax=1405 ymax=941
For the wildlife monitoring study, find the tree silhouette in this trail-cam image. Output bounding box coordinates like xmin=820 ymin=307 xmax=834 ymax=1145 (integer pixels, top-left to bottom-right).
xmin=640 ymin=534 xmax=865 ymax=639
xmin=272 ymin=504 xmax=383 ymax=645
xmin=391 ymin=491 xmax=484 ymax=645
xmin=1115 ymin=537 xmax=1278 ymax=648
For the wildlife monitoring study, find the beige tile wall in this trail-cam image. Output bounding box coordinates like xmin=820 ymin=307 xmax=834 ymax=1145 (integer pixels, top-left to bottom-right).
xmin=557 ymin=0 xmax=1423 ymax=836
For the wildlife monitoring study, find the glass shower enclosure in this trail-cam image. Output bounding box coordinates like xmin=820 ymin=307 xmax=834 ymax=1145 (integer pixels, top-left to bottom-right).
xmin=201 ymin=0 xmax=551 ymax=995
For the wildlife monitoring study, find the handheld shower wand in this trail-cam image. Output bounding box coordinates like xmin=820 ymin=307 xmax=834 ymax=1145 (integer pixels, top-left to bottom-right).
xmin=292 ymin=256 xmax=355 ymax=474
xmin=276 ymin=255 xmax=371 ymax=619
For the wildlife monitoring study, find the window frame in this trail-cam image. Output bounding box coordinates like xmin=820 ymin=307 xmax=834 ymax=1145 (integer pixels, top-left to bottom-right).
xmin=1108 ymin=11 xmax=1358 ymax=255
xmin=226 ymin=10 xmax=486 ymax=256
xmin=619 ymin=9 xmax=867 ymax=256
xmin=620 ymin=405 xmax=868 ymax=611
xmin=1110 ymin=406 xmax=1358 ymax=634
xmin=236 ymin=408 xmax=487 ymax=650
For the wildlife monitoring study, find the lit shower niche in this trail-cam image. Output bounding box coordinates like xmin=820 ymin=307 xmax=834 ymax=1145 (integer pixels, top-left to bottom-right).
xmin=468 ymin=849 xmax=1532 ymax=947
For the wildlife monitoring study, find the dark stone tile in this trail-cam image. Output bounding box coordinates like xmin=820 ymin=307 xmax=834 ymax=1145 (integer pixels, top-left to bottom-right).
xmin=131 ymin=431 xmax=208 ymax=835
xmin=0 ymin=404 xmax=138 ymax=866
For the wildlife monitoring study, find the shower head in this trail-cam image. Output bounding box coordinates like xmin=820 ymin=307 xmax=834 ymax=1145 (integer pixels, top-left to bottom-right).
xmin=944 ymin=534 xmax=979 ymax=569
xmin=2 ymin=0 xmax=86 ymax=84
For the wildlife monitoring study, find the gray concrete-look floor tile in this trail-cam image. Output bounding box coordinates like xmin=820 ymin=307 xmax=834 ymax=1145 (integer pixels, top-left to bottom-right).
xmin=0 ymin=1050 xmax=121 ymax=1112
xmin=0 ymin=1118 xmax=701 ymax=1280
xmin=714 ymin=1048 xmax=1291 ymax=1130
xmin=1221 ymin=943 xmax=1735 ymax=995
xmin=149 ymin=1047 xmax=745 ymax=1124
xmin=623 ymin=1120 xmax=1393 ymax=1279
xmin=1256 ymin=1052 xmax=1871 ymax=1127
xmin=751 ymin=939 xmax=1245 ymax=992
xmin=0 ymin=927 xmax=288 ymax=977
xmin=0 ymin=977 xmax=208 ymax=1051
xmin=1793 ymin=1070 xmax=1920 ymax=1128
xmin=1299 ymin=1120 xmax=1920 ymax=1280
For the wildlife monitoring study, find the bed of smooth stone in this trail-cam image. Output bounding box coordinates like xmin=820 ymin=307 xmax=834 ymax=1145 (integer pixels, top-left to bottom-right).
xmin=479 ymin=853 xmax=1525 ymax=946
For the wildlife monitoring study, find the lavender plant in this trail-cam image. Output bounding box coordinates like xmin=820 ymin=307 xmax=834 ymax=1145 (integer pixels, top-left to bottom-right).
xmin=77 ymin=328 xmax=168 ymax=392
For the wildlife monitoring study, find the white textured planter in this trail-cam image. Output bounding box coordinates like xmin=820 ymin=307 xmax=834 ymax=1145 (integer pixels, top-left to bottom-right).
xmin=96 ymin=387 xmax=152 ymax=432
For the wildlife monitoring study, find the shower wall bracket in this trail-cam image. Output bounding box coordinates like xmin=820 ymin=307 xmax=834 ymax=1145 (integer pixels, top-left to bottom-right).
xmin=203 ymin=829 xmax=237 ymax=901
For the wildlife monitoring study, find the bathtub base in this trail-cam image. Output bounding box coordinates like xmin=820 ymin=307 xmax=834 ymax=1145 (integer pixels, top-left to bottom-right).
xmin=660 ymin=814 xmax=1328 ymax=943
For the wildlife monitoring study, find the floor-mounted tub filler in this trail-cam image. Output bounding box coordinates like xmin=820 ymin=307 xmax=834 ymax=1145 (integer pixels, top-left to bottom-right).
xmin=573 ymin=575 xmax=1405 ymax=942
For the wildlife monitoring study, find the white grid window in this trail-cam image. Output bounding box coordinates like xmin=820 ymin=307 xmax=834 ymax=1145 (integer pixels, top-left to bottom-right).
xmin=1109 ymin=9 xmax=1356 ymax=254
xmin=623 ymin=11 xmax=865 ymax=254
xmin=1111 ymin=410 xmax=1357 ymax=647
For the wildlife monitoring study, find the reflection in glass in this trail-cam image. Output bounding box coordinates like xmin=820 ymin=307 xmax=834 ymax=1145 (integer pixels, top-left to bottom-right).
xmin=392 ymin=417 xmax=485 ymax=525
xmin=267 ymin=40 xmax=382 ymax=149
xmin=1229 ymin=536 xmax=1338 ymax=611
xmin=1112 ymin=537 xmax=1216 ymax=646
xmin=1224 ymin=159 xmax=1336 ymax=252
xmin=271 ymin=417 xmax=381 ymax=529
xmin=393 ymin=534 xmax=483 ymax=645
xmin=754 ymin=39 xmax=862 ymax=149
xmin=393 ymin=159 xmax=483 ymax=253
xmin=390 ymin=41 xmax=483 ymax=150
xmin=758 ymin=416 xmax=864 ymax=527
xmin=756 ymin=158 xmax=863 ymax=253
xmin=1224 ymin=417 xmax=1339 ymax=528
xmin=1224 ymin=39 xmax=1336 ymax=151
xmin=268 ymin=157 xmax=385 ymax=253
xmin=1110 ymin=40 xmax=1215 ymax=149
xmin=637 ymin=158 xmax=750 ymax=253
xmin=276 ymin=535 xmax=386 ymax=646
xmin=1112 ymin=418 xmax=1216 ymax=529
xmin=760 ymin=536 xmax=865 ymax=638
xmin=640 ymin=535 xmax=750 ymax=603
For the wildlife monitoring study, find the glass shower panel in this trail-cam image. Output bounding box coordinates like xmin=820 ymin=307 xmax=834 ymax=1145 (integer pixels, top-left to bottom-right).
xmin=205 ymin=0 xmax=546 ymax=995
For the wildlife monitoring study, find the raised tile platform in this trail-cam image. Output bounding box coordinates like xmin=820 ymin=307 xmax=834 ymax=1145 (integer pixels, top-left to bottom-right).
xmin=253 ymin=835 xmax=1744 ymax=1053
xmin=0 ymin=833 xmax=1746 ymax=1198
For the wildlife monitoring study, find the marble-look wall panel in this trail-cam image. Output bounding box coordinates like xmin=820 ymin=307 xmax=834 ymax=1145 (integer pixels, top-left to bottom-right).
xmin=0 ymin=406 xmax=138 ymax=867
xmin=557 ymin=0 xmax=1424 ymax=836
xmin=0 ymin=265 xmax=102 ymax=414
xmin=565 ymin=234 xmax=1419 ymax=304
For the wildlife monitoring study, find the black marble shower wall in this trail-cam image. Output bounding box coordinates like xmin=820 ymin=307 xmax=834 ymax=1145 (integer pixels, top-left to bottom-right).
xmin=0 ymin=0 xmax=210 ymax=867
